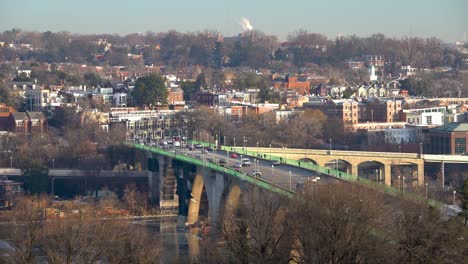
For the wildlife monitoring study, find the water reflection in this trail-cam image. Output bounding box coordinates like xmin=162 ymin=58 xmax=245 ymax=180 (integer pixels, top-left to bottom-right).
xmin=131 ymin=216 xmax=200 ymax=263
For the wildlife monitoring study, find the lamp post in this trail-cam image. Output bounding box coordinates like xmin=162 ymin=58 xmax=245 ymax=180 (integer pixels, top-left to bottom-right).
xmin=289 ymin=170 xmax=292 ymax=191
xmin=234 ymin=137 xmax=236 ymax=148
xmin=52 ymin=158 xmax=55 ymax=169
xmin=271 ymin=164 xmax=274 ymax=183
xmin=256 ymin=141 xmax=259 ymax=156
xmin=453 ymin=190 xmax=457 ymax=205
xmin=269 ymin=144 xmax=272 ymax=160
xmin=397 ymin=176 xmax=401 ymax=191
xmin=329 ymin=138 xmax=332 ymax=154
xmin=402 ymin=176 xmax=406 ymax=195
xmin=425 ymin=182 xmax=428 ymax=201
xmin=10 ymin=156 xmax=12 ymax=169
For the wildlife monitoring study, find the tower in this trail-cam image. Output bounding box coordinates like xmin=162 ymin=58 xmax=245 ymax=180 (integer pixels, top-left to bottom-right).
xmin=370 ymin=65 xmax=378 ymax=83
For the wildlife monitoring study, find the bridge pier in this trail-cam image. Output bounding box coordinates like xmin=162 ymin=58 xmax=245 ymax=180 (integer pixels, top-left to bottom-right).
xmin=417 ymin=161 xmax=425 ymax=187
xmin=187 ymin=169 xmax=204 ymax=225
xmin=203 ymin=172 xmax=226 ymax=223
xmin=351 ymin=164 xmax=358 ymax=178
xmin=384 ymin=164 xmax=391 ymax=186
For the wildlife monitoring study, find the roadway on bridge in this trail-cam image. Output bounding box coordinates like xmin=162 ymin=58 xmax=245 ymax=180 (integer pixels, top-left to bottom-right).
xmin=174 ymin=146 xmax=339 ymax=191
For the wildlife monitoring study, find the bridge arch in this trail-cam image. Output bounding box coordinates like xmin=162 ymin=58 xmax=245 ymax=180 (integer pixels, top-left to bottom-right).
xmin=298 ymin=158 xmax=318 ymax=165
xmin=187 ymin=173 xmax=205 ymax=225
xmin=322 ymin=158 xmax=353 ymax=174
xmin=356 ymin=161 xmax=386 ymax=184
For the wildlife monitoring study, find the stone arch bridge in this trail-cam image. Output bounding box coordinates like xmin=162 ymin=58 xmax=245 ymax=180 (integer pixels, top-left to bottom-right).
xmin=238 ymin=147 xmax=425 ymax=187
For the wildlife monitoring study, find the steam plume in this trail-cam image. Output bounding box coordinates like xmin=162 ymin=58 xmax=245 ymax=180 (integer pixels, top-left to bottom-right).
xmin=240 ymin=17 xmax=253 ymax=31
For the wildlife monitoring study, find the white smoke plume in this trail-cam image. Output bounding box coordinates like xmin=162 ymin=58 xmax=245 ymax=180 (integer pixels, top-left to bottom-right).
xmin=240 ymin=17 xmax=253 ymax=31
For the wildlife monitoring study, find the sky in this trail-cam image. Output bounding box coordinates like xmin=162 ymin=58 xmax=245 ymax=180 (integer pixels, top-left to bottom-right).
xmin=0 ymin=0 xmax=467 ymax=42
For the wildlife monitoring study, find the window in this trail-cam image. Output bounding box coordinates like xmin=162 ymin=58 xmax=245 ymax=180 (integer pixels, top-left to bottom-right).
xmin=426 ymin=116 xmax=432 ymax=125
xmin=455 ymin=138 xmax=466 ymax=154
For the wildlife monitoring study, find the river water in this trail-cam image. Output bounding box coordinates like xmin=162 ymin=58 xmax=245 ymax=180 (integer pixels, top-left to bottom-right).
xmin=0 ymin=215 xmax=200 ymax=263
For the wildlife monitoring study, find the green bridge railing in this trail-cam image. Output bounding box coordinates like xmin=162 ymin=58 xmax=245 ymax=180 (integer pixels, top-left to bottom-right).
xmin=221 ymin=145 xmax=444 ymax=208
xmin=126 ymin=142 xmax=295 ymax=198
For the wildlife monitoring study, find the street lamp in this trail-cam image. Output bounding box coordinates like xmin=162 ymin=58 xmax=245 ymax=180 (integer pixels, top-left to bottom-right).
xmin=10 ymin=156 xmax=12 ymax=169
xmin=289 ymin=170 xmax=292 ymax=191
xmin=453 ymin=190 xmax=457 ymax=205
xmin=329 ymin=138 xmax=332 ymax=154
xmin=52 ymin=158 xmax=55 ymax=169
xmin=234 ymin=137 xmax=236 ymax=148
xmin=425 ymin=182 xmax=428 ymax=201
xmin=271 ymin=164 xmax=274 ymax=183
xmin=397 ymin=176 xmax=401 ymax=191
xmin=256 ymin=141 xmax=259 ymax=156
xmin=402 ymin=176 xmax=406 ymax=195
xmin=269 ymin=144 xmax=272 ymax=160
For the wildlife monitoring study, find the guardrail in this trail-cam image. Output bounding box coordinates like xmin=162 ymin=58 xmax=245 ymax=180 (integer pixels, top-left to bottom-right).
xmin=126 ymin=142 xmax=295 ymax=198
xmin=221 ymin=145 xmax=444 ymax=208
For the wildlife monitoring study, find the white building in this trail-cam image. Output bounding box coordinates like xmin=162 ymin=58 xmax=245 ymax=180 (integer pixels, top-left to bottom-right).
xmin=367 ymin=127 xmax=422 ymax=145
xmin=24 ymin=89 xmax=50 ymax=111
xmin=113 ymin=93 xmax=127 ymax=107
xmin=404 ymin=107 xmax=445 ymax=126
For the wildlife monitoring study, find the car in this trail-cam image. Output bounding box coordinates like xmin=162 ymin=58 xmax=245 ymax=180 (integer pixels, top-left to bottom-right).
xmin=232 ymin=162 xmax=242 ymax=172
xmin=314 ymin=176 xmax=321 ymax=181
xmin=206 ymin=146 xmax=213 ymax=151
xmin=207 ymin=158 xmax=215 ymax=163
xmin=173 ymin=141 xmax=181 ymax=148
xmin=195 ymin=155 xmax=202 ymax=160
xmin=201 ymin=149 xmax=208 ymax=154
xmin=230 ymin=153 xmax=238 ymax=158
xmin=250 ymin=169 xmax=262 ymax=178
xmin=194 ymin=144 xmax=202 ymax=149
xmin=241 ymin=158 xmax=251 ymax=167
xmin=187 ymin=144 xmax=195 ymax=150
xmin=271 ymin=160 xmax=281 ymax=166
xmin=218 ymin=159 xmax=227 ymax=166
xmin=309 ymin=177 xmax=318 ymax=183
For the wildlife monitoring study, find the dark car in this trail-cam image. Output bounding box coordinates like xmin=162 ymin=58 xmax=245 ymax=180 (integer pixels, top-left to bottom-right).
xmin=218 ymin=159 xmax=227 ymax=167
xmin=206 ymin=146 xmax=213 ymax=151
xmin=207 ymin=158 xmax=215 ymax=163
xmin=195 ymin=155 xmax=202 ymax=160
xmin=187 ymin=144 xmax=195 ymax=150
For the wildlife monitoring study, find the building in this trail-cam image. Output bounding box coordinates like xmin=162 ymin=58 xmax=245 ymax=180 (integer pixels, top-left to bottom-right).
xmin=273 ymin=76 xmax=310 ymax=95
xmin=8 ymin=112 xmax=47 ymax=135
xmin=0 ymin=178 xmax=23 ymax=207
xmin=109 ymin=108 xmax=180 ymax=141
xmin=427 ymin=122 xmax=468 ymax=155
xmin=0 ymin=104 xmax=15 ymax=131
xmin=367 ymin=127 xmax=422 ymax=145
xmin=304 ymin=99 xmax=359 ymax=125
xmin=24 ymin=89 xmax=50 ymax=111
xmin=403 ymin=107 xmax=445 ymax=126
xmin=168 ymin=87 xmax=184 ymax=106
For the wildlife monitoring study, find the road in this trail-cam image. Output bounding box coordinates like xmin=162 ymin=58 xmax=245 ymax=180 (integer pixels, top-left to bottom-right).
xmin=170 ymin=145 xmax=339 ymax=192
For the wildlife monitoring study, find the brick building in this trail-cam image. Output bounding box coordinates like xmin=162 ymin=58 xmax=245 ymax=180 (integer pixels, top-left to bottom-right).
xmin=426 ymin=122 xmax=468 ymax=155
xmin=0 ymin=104 xmax=15 ymax=131
xmin=8 ymin=112 xmax=47 ymax=135
xmin=273 ymin=76 xmax=310 ymax=95
xmin=304 ymin=99 xmax=359 ymax=125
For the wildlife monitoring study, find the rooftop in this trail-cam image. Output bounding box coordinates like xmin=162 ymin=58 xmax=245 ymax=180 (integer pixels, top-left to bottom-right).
xmin=431 ymin=122 xmax=468 ymax=132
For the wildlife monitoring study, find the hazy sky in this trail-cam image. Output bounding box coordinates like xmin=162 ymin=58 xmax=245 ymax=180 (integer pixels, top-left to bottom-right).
xmin=1 ymin=0 xmax=466 ymax=42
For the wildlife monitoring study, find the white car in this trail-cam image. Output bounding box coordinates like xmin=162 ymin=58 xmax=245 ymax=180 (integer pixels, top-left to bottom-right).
xmin=241 ymin=158 xmax=251 ymax=167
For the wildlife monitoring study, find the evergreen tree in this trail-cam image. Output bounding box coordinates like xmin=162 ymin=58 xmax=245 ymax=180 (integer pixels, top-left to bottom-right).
xmin=131 ymin=74 xmax=168 ymax=107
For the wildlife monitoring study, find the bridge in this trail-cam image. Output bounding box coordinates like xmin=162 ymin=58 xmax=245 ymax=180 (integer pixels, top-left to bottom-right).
xmin=235 ymin=147 xmax=467 ymax=188
xmin=127 ymin=142 xmax=444 ymax=226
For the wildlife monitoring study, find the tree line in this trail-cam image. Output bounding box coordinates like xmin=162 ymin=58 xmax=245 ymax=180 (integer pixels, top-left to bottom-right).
xmin=0 ymin=190 xmax=159 ymax=264
xmin=0 ymin=29 xmax=464 ymax=73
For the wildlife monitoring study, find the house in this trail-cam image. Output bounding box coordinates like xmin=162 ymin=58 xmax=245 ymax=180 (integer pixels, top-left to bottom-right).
xmin=8 ymin=112 xmax=47 ymax=135
xmin=0 ymin=104 xmax=15 ymax=131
